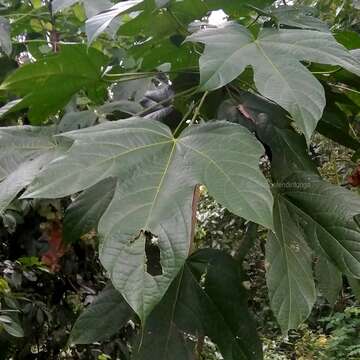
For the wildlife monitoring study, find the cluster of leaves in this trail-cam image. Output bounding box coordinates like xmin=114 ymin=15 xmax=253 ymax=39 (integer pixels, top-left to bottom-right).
xmin=0 ymin=0 xmax=360 ymax=359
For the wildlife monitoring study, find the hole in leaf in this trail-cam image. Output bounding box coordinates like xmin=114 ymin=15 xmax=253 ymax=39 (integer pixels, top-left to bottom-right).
xmin=144 ymin=231 xmax=163 ymax=276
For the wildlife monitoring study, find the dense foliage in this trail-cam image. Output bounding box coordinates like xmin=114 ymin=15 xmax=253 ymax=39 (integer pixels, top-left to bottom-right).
xmin=0 ymin=0 xmax=360 ymax=359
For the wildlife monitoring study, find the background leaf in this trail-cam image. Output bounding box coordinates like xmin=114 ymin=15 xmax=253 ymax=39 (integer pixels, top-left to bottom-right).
xmin=70 ymin=285 xmax=133 ymax=344
xmin=186 ymin=23 xmax=360 ymax=142
xmin=0 ymin=45 xmax=108 ymax=124
xmin=63 ymin=177 xmax=117 ymax=243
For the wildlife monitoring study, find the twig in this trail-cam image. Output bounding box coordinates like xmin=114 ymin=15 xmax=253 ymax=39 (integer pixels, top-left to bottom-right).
xmin=190 ymin=91 xmax=208 ymax=124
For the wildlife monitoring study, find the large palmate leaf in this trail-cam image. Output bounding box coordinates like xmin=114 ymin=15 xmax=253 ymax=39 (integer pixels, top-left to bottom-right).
xmin=186 ymin=23 xmax=360 ymax=142
xmin=22 ymin=118 xmax=273 ymax=321
xmin=137 ymin=249 xmax=262 ymax=360
xmin=279 ymin=172 xmax=360 ymax=279
xmin=0 ymin=45 xmax=108 ymax=123
xmin=266 ymin=195 xmax=316 ymax=332
xmin=0 ymin=126 xmax=63 ymax=214
xmin=70 ymin=285 xmax=133 ymax=344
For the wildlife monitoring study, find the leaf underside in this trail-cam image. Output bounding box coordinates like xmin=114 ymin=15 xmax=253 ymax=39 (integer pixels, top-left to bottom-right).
xmin=22 ymin=117 xmax=273 ymax=321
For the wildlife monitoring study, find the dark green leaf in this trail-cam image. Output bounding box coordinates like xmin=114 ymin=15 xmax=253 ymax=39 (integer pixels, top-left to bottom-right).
xmin=315 ymin=256 xmax=342 ymax=306
xmin=266 ymin=195 xmax=316 ymax=332
xmin=137 ymin=249 xmax=262 ymax=360
xmin=63 ymin=177 xmax=117 ymax=243
xmin=58 ymin=110 xmax=98 ymax=133
xmin=316 ymin=105 xmax=360 ymax=150
xmin=279 ymin=172 xmax=360 ymax=279
xmin=235 ymin=92 xmax=318 ymax=180
xmin=70 ymin=285 xmax=133 ymax=344
xmin=0 ymin=126 xmax=65 ymax=214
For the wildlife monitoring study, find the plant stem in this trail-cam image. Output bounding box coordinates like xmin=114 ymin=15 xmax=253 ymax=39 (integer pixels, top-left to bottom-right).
xmin=331 ymin=83 xmax=360 ymax=95
xmin=103 ymin=68 xmax=199 ymax=82
xmin=236 ymin=222 xmax=258 ymax=264
xmin=173 ymin=101 xmax=195 ymax=137
xmin=190 ymin=91 xmax=208 ymax=124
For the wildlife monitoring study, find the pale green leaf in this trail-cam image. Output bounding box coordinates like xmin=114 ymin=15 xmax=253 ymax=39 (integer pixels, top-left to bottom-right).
xmin=186 ymin=23 xmax=360 ymax=142
xmin=58 ymin=110 xmax=98 ymax=133
xmin=52 ymin=0 xmax=112 ymax=18
xmin=0 ymin=16 xmax=11 ymax=56
xmin=85 ymin=0 xmax=143 ymax=44
xmin=0 ymin=126 xmax=64 ymax=214
xmin=0 ymin=126 xmax=55 ymax=181
xmin=22 ymin=118 xmax=273 ymax=321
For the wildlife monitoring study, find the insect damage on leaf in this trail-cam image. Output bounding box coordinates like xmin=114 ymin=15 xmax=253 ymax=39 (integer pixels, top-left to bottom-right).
xmin=144 ymin=231 xmax=163 ymax=276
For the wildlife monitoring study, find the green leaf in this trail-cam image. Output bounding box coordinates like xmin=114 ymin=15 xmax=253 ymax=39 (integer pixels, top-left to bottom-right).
xmin=22 ymin=118 xmax=273 ymax=321
xmin=0 ymin=99 xmax=22 ymax=118
xmin=0 ymin=16 xmax=11 ymax=56
xmin=137 ymin=249 xmax=262 ymax=360
xmin=85 ymin=0 xmax=143 ymax=44
xmin=186 ymin=23 xmax=360 ymax=142
xmin=70 ymin=285 xmax=133 ymax=344
xmin=347 ymin=276 xmax=360 ymax=302
xmin=316 ymin=105 xmax=360 ymax=150
xmin=63 ymin=177 xmax=117 ymax=243
xmin=315 ymin=256 xmax=342 ymax=307
xmin=266 ymin=195 xmax=316 ymax=332
xmin=0 ymin=126 xmax=63 ymax=214
xmin=119 ymin=0 xmax=206 ymax=70
xmin=58 ymin=110 xmax=98 ymax=133
xmin=97 ymin=100 xmax=143 ymax=116
xmin=0 ymin=45 xmax=108 ymax=124
xmin=233 ymin=92 xmax=318 ymax=180
xmin=53 ymin=0 xmax=112 ymax=18
xmin=2 ymin=318 xmax=24 ymax=338
xmin=279 ymin=172 xmax=360 ymax=279
xmin=271 ymin=6 xmax=329 ymax=32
